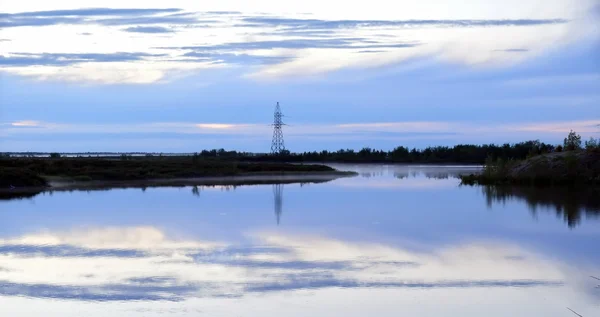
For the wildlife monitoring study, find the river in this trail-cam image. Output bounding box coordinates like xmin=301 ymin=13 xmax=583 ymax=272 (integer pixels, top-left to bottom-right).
xmin=0 ymin=164 xmax=598 ymax=316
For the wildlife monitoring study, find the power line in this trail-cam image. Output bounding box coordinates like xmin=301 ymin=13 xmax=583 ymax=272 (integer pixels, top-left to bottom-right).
xmin=567 ymin=307 xmax=583 ymax=317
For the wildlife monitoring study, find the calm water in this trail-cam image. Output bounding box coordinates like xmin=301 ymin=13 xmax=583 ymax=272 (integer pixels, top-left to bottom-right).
xmin=0 ymin=164 xmax=598 ymax=316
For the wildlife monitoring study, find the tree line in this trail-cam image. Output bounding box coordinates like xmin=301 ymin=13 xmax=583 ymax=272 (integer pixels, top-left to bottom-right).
xmin=194 ymin=132 xmax=599 ymax=164
xmin=195 ymin=141 xmax=551 ymax=164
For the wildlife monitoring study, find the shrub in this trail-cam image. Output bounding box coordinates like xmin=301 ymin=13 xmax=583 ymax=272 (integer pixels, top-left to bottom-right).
xmin=556 ymin=145 xmax=563 ymax=152
xmin=49 ymin=152 xmax=61 ymax=158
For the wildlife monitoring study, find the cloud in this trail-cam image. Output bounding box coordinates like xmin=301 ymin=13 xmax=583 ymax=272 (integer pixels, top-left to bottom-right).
xmin=195 ymin=123 xmax=238 ymax=129
xmin=0 ymin=227 xmax=571 ymax=303
xmin=510 ymin=120 xmax=600 ymax=133
xmin=240 ymin=17 xmax=570 ymax=29
xmin=0 ymin=121 xmax=263 ymax=135
xmin=0 ymin=8 xmax=212 ymax=28
xmin=494 ymin=48 xmax=529 ymax=52
xmin=95 ymin=15 xmax=213 ymax=26
xmin=10 ymin=120 xmax=40 ymax=127
xmin=0 ymin=2 xmax=597 ymax=83
xmin=0 ymin=52 xmax=166 ymax=67
xmin=175 ymin=38 xmax=420 ymax=51
xmin=182 ymin=52 xmax=294 ymax=65
xmin=0 ymin=8 xmax=182 ymax=17
xmin=205 ymin=11 xmax=242 ymax=15
xmin=122 ymin=26 xmax=174 ymax=33
xmin=245 ymin=278 xmax=563 ymax=293
xmin=0 ymin=280 xmax=195 ymax=301
xmin=3 ymin=120 xmax=600 ymax=139
xmin=0 ymin=244 xmax=146 ymax=258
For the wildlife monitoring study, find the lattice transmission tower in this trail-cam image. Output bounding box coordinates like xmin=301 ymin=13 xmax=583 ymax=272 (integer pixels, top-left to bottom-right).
xmin=270 ymin=102 xmax=286 ymax=154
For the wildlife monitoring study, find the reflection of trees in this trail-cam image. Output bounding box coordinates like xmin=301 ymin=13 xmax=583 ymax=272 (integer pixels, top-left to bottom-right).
xmin=394 ymin=172 xmax=409 ymax=180
xmin=191 ymin=186 xmax=200 ymax=197
xmin=482 ymin=186 xmax=600 ymax=228
xmin=394 ymin=171 xmax=464 ymax=180
xmin=360 ymin=171 xmax=384 ymax=178
xmin=0 ymin=191 xmax=41 ymax=200
xmin=424 ymin=172 xmax=452 ymax=180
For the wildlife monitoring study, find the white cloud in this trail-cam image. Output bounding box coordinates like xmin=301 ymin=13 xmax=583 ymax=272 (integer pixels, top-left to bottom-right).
xmin=0 ymin=0 xmax=598 ymax=83
xmin=10 ymin=120 xmax=41 ymax=127
xmin=195 ymin=123 xmax=240 ymax=129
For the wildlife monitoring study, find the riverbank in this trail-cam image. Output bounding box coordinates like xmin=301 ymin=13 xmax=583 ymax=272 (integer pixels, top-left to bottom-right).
xmin=0 ymin=157 xmax=356 ymax=192
xmin=0 ymin=172 xmax=353 ymax=201
xmin=460 ymin=150 xmax=600 ymax=186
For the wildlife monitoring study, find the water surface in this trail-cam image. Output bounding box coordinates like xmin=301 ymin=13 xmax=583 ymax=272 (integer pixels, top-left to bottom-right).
xmin=1 ymin=164 xmax=598 ymax=316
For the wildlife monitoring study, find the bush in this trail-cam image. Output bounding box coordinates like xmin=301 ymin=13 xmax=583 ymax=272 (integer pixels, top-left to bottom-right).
xmin=564 ymin=130 xmax=582 ymax=151
xmin=49 ymin=153 xmax=61 ymax=158
xmin=555 ymin=145 xmax=563 ymax=152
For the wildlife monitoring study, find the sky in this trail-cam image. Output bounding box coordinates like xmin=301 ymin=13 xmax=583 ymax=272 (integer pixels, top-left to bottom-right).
xmin=0 ymin=0 xmax=599 ymax=152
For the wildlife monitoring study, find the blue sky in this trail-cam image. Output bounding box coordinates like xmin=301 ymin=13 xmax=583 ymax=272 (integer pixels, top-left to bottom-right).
xmin=0 ymin=0 xmax=599 ymax=152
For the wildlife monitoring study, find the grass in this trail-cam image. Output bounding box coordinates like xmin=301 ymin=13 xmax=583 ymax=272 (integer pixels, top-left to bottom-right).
xmin=0 ymin=157 xmax=348 ymax=187
xmin=0 ymin=167 xmax=48 ymax=187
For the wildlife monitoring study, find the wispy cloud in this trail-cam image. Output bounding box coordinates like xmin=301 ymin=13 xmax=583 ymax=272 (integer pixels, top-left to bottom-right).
xmin=494 ymin=48 xmax=529 ymax=52
xmin=0 ymin=8 xmax=188 ymax=28
xmin=195 ymin=123 xmax=239 ymax=129
xmin=173 ymin=38 xmax=420 ymax=51
xmin=0 ymin=52 xmax=166 ymax=67
xmin=0 ymin=1 xmax=597 ymax=83
xmin=122 ymin=26 xmax=174 ymax=33
xmin=240 ymin=17 xmax=569 ymax=29
xmin=10 ymin=120 xmax=41 ymax=127
xmin=3 ymin=120 xmax=599 ymax=140
xmin=511 ymin=120 xmax=600 ymax=133
xmin=181 ymin=52 xmax=294 ymax=65
xmin=0 ymin=227 xmax=569 ymax=302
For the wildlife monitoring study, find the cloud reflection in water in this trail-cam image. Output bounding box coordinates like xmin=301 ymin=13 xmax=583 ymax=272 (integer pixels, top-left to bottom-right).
xmin=0 ymin=226 xmax=569 ymax=302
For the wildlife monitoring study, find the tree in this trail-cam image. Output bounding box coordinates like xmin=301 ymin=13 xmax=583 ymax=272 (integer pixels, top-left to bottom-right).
xmin=563 ymin=130 xmax=582 ymax=151
xmin=49 ymin=152 xmax=61 ymax=158
xmin=585 ymin=137 xmax=599 ymax=150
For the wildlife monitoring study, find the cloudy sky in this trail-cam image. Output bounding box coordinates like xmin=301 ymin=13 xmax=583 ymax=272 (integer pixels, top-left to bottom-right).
xmin=0 ymin=0 xmax=599 ymax=152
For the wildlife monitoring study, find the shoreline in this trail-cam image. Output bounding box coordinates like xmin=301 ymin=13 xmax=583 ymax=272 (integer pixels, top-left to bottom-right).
xmin=459 ymin=150 xmax=600 ymax=186
xmin=0 ymin=171 xmax=357 ymax=198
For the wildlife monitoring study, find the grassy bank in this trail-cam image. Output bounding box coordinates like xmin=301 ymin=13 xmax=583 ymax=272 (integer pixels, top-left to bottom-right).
xmin=0 ymin=167 xmax=48 ymax=187
xmin=460 ymin=150 xmax=600 ymax=186
xmin=0 ymin=157 xmax=352 ymax=188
